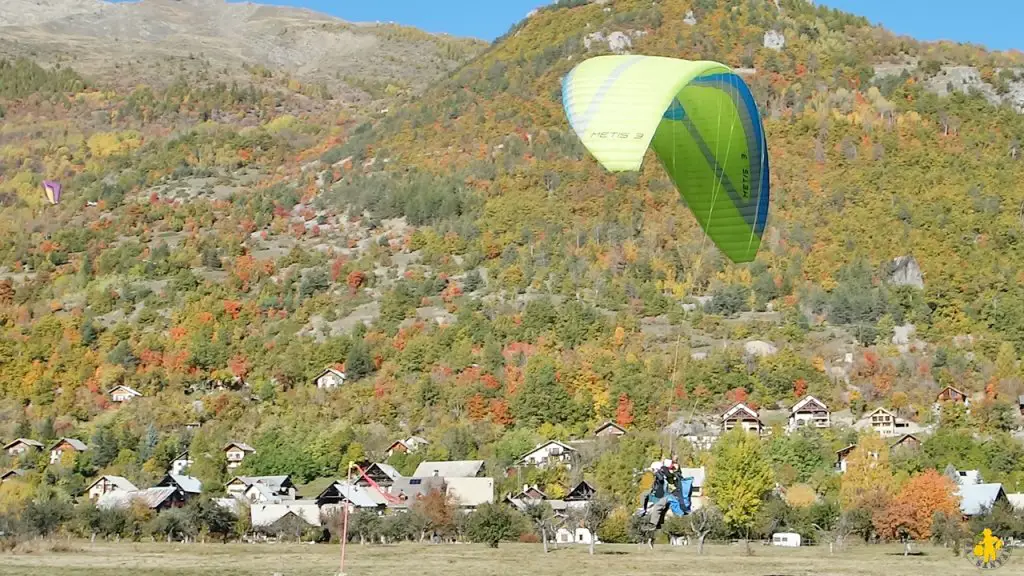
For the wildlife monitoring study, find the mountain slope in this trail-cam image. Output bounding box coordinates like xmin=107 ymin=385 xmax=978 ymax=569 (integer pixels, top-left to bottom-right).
xmin=2 ymin=0 xmax=1024 ymax=514
xmin=343 ymin=0 xmax=1024 ymax=347
xmin=0 ymin=0 xmax=486 ymax=101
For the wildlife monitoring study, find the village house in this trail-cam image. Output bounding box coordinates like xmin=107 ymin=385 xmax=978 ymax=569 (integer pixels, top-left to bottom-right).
xmin=594 ymin=421 xmax=628 ymax=438
xmin=1008 ymin=493 xmax=1024 ymax=512
xmin=251 ymin=502 xmax=323 ymax=531
xmin=516 ymin=440 xmax=578 ymax=469
xmin=385 ymin=436 xmax=429 ymax=457
xmin=835 ymin=444 xmax=857 ymax=473
xmin=156 ymin=473 xmax=203 ymax=499
xmin=444 ymin=477 xmax=494 ymax=510
xmin=935 ymin=385 xmax=969 ymax=407
xmin=49 ymin=438 xmax=88 ymax=464
xmin=315 ymin=481 xmax=387 ymax=511
xmin=957 ymin=483 xmax=1009 ymax=517
xmin=563 ymin=480 xmax=596 ymax=509
xmin=722 ymin=403 xmax=764 ymax=435
xmin=313 ymin=367 xmax=347 ymax=390
xmin=556 ymin=525 xmax=598 ymax=546
xmin=108 ymin=385 xmax=142 ymax=403
xmin=87 ymin=475 xmax=138 ymax=501
xmin=1 ymin=469 xmax=25 ymax=483
xmin=787 ymin=396 xmax=831 ymax=432
xmin=388 ymin=476 xmax=446 ymax=509
xmin=353 ymin=462 xmax=402 ymax=490
xmin=3 ymin=438 xmax=43 ymax=457
xmin=890 ymin=433 xmax=921 ymax=452
xmin=855 ymin=407 xmax=914 ymax=438
xmin=226 ymin=475 xmax=297 ymax=503
xmin=413 ymin=460 xmax=485 ymax=478
xmin=513 ymin=484 xmax=547 ymax=500
xmin=97 ymin=487 xmax=187 ymax=513
xmin=170 ymin=451 xmax=193 ymax=475
xmin=224 ymin=441 xmax=256 ymax=469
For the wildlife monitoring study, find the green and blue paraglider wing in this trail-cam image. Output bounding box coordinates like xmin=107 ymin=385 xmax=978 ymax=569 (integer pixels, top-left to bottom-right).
xmin=562 ymin=55 xmax=769 ymax=263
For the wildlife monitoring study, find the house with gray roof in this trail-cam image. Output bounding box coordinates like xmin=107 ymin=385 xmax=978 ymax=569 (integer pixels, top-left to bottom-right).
xmin=87 ymin=475 xmax=138 ymax=501
xmin=157 ymin=473 xmax=202 ymax=497
xmin=388 ymin=476 xmax=446 ymax=509
xmin=3 ymin=438 xmax=43 ymax=457
xmin=315 ymin=481 xmax=387 ymax=510
xmin=413 ymin=460 xmax=485 ymax=478
xmin=49 ymin=438 xmax=88 ymax=464
xmin=97 ymin=487 xmax=185 ymax=512
xmin=956 ymin=483 xmax=1009 ymax=517
xmin=225 ymin=475 xmax=295 ymax=501
xmin=224 ymin=442 xmax=256 ymax=469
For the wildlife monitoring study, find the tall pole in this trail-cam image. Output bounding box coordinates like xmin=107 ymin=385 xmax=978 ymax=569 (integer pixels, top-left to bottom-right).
xmin=339 ymin=462 xmax=352 ymax=576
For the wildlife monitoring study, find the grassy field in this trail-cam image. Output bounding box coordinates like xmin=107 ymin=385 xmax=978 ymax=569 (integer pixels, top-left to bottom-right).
xmin=0 ymin=541 xmax=989 ymax=576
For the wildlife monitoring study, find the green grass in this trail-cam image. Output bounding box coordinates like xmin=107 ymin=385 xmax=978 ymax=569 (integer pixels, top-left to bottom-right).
xmin=0 ymin=541 xmax=986 ymax=576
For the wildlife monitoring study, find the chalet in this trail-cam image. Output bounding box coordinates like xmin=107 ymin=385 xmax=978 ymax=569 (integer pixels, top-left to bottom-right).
xmin=444 ymin=477 xmax=494 ymax=509
xmin=957 ymin=483 xmax=1009 ymax=517
xmin=87 ymin=475 xmax=138 ymax=501
xmin=516 ymin=440 xmax=578 ymax=469
xmin=564 ymin=480 xmax=596 ymax=509
xmin=109 ymin=385 xmax=142 ymax=403
xmin=1008 ymin=493 xmax=1024 ymax=511
xmin=388 ymin=476 xmax=446 ymax=509
xmin=97 ymin=487 xmax=186 ymax=513
xmin=252 ymin=506 xmax=321 ymax=532
xmin=224 ymin=441 xmax=256 ymax=469
xmin=170 ymin=451 xmax=193 ymax=475
xmin=156 ymin=473 xmax=203 ymax=498
xmin=413 ymin=460 xmax=485 ymax=478
xmin=787 ymin=396 xmax=831 ymax=432
xmin=722 ymin=403 xmax=763 ymax=435
xmin=385 ymin=436 xmax=429 ymax=456
xmin=226 ymin=475 xmax=296 ymax=503
xmin=49 ymin=438 xmax=88 ymax=464
xmin=1 ymin=469 xmax=25 ymax=483
xmin=313 ymin=368 xmax=347 ymax=390
xmin=835 ymin=444 xmax=857 ymax=473
xmin=594 ymin=421 xmax=628 ymax=438
xmin=890 ymin=433 xmax=921 ymax=452
xmin=854 ymin=407 xmax=914 ymax=438
xmin=512 ymin=484 xmax=547 ymax=500
xmin=935 ymin=385 xmax=969 ymax=407
xmin=315 ymin=481 xmax=387 ymax=511
xmin=353 ymin=462 xmax=402 ymax=490
xmin=504 ymin=484 xmax=571 ymax=515
xmin=3 ymin=438 xmax=43 ymax=457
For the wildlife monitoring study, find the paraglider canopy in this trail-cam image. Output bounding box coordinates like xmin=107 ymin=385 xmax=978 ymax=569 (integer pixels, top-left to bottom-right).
xmin=42 ymin=180 xmax=62 ymax=205
xmin=562 ymin=55 xmax=770 ymax=263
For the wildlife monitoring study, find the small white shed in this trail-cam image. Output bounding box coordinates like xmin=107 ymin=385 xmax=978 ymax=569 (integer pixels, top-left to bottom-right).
xmin=771 ymin=532 xmax=801 ymax=547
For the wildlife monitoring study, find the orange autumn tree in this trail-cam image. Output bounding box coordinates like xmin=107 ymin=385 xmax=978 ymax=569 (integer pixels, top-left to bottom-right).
xmin=873 ymin=469 xmax=960 ymax=541
xmin=614 ymin=393 xmax=634 ymax=428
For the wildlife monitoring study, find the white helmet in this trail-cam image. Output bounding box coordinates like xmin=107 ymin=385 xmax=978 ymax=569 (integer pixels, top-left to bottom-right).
xmin=650 ymin=461 xmax=663 ymax=472
xmin=662 ymin=458 xmax=673 ymax=469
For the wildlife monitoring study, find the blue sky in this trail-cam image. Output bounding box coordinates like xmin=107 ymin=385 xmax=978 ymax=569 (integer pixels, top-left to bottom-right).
xmin=243 ymin=1 xmax=1021 ymax=51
